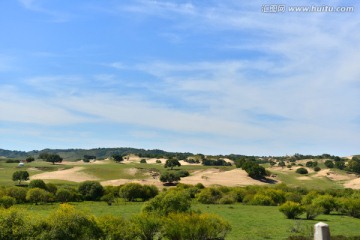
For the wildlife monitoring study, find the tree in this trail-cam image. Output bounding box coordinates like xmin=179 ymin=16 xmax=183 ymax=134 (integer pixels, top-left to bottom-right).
xmin=12 ymin=171 xmax=29 ymax=184
xmin=46 ymin=154 xmax=63 ymax=165
xmin=25 ymin=156 xmax=35 ymax=163
xmin=164 ymin=159 xmax=181 ymax=170
xmin=335 ymin=160 xmax=346 ymax=170
xmin=78 ymin=181 xmax=104 ymax=201
xmin=160 ymin=172 xmax=180 ymax=185
xmin=112 ymin=154 xmax=123 ymax=163
xmin=324 ymin=160 xmax=334 ymax=168
xmin=241 ymin=162 xmax=266 ymax=179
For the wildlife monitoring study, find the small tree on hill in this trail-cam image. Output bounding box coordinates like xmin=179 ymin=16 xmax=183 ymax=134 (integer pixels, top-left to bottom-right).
xmin=25 ymin=156 xmax=35 ymax=163
xmin=164 ymin=159 xmax=181 ymax=170
xmin=160 ymin=172 xmax=180 ymax=185
xmin=12 ymin=171 xmax=29 ymax=184
xmin=112 ymin=154 xmax=123 ymax=163
xmin=46 ymin=154 xmax=63 ymax=165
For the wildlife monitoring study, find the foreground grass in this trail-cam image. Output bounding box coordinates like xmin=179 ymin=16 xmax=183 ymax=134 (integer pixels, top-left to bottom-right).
xmin=16 ymin=201 xmax=360 ymax=240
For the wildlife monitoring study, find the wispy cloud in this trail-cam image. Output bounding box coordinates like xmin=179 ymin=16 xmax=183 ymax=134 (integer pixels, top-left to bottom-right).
xmin=18 ymin=0 xmax=70 ymax=22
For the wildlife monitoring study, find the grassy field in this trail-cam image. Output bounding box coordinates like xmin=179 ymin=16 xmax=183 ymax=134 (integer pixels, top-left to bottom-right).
xmin=14 ymin=201 xmax=360 ymax=240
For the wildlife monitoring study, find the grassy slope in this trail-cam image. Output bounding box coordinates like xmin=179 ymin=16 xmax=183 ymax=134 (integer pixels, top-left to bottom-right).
xmin=16 ymin=202 xmax=360 ymax=240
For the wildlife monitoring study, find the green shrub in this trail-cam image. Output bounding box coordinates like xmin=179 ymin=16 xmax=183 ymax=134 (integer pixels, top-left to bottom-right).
xmin=56 ymin=188 xmax=75 ymax=203
xmin=26 ymin=188 xmax=52 ymax=205
xmin=163 ymin=212 xmax=231 ymax=240
xmin=296 ymin=168 xmax=308 ymax=174
xmin=143 ymin=190 xmax=191 ymax=216
xmin=250 ymin=193 xmax=275 ymax=206
xmin=0 ymin=196 xmax=16 ymax=209
xmin=140 ymin=159 xmax=147 ymax=163
xmin=175 ymin=170 xmax=190 ymax=178
xmin=312 ymin=194 xmax=336 ymax=214
xmin=197 ymin=188 xmax=223 ymax=204
xmin=218 ymin=194 xmax=237 ymax=204
xmin=78 ymin=181 xmax=104 ymax=201
xmin=45 ymin=183 xmax=58 ymax=194
xmin=28 ymin=179 xmax=47 ymax=190
xmin=314 ymin=166 xmax=321 ymax=172
xmin=160 ymin=172 xmax=180 ymax=184
xmin=0 ymin=208 xmax=32 ymax=239
xmin=97 ymin=215 xmax=137 ymax=240
xmin=155 ymin=160 xmax=162 ymax=164
xmin=119 ymin=183 xmax=144 ymax=202
xmin=304 ymin=204 xmax=324 ymax=220
xmin=279 ymin=201 xmax=305 ymax=219
xmin=40 ymin=203 xmax=101 ymax=240
xmin=6 ymin=187 xmax=27 ymax=203
xmin=324 ymin=160 xmax=334 ymax=168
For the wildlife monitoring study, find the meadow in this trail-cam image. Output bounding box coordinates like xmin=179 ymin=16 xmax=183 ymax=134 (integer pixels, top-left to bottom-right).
xmin=2 ymin=156 xmax=360 ymax=239
xmin=13 ymin=201 xmax=360 ymax=240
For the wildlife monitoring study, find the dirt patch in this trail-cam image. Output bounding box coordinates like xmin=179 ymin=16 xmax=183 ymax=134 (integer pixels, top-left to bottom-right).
xmin=31 ymin=167 xmax=99 ymax=182
xmin=180 ymin=168 xmax=277 ymax=187
xmin=344 ymin=177 xmax=360 ymax=189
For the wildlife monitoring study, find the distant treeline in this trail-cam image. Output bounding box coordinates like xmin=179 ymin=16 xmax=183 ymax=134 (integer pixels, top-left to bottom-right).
xmin=0 ymin=148 xmax=351 ymax=162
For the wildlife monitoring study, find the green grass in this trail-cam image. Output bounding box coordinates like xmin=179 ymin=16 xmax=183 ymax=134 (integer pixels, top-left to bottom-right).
xmin=14 ymin=201 xmax=360 ymax=240
xmin=269 ymin=168 xmax=344 ymax=190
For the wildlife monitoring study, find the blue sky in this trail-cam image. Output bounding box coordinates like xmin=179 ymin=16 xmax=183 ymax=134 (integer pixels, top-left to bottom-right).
xmin=0 ymin=0 xmax=359 ymax=156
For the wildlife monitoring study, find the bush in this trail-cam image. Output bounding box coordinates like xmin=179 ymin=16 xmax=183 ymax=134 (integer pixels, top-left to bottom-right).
xmin=175 ymin=170 xmax=190 ymax=178
xmin=39 ymin=203 xmax=101 ymax=240
xmin=46 ymin=183 xmax=58 ymax=194
xmin=26 ymin=188 xmax=52 ymax=205
xmin=155 ymin=159 xmax=162 ymax=164
xmin=304 ymin=204 xmax=324 ymax=220
xmin=163 ymin=212 xmax=231 ymax=240
xmin=312 ymin=194 xmax=336 ymax=214
xmin=160 ymin=172 xmax=180 ymax=184
xmin=143 ymin=190 xmax=191 ymax=216
xmin=0 ymin=196 xmax=16 ymax=209
xmin=78 ymin=181 xmax=104 ymax=201
xmin=28 ymin=179 xmax=47 ymax=190
xmin=314 ymin=166 xmax=321 ymax=172
xmin=119 ymin=183 xmax=144 ymax=202
xmin=197 ymin=188 xmax=223 ymax=204
xmin=250 ymin=193 xmax=275 ymax=206
xmin=279 ymin=201 xmax=305 ymax=219
xmin=6 ymin=187 xmax=27 ymax=203
xmin=140 ymin=159 xmax=147 ymax=163
xmin=324 ymin=160 xmax=334 ymax=168
xmin=296 ymin=168 xmax=308 ymax=174
xmin=0 ymin=208 xmax=32 ymax=239
xmin=56 ymin=188 xmax=75 ymax=203
xmin=97 ymin=215 xmax=137 ymax=240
